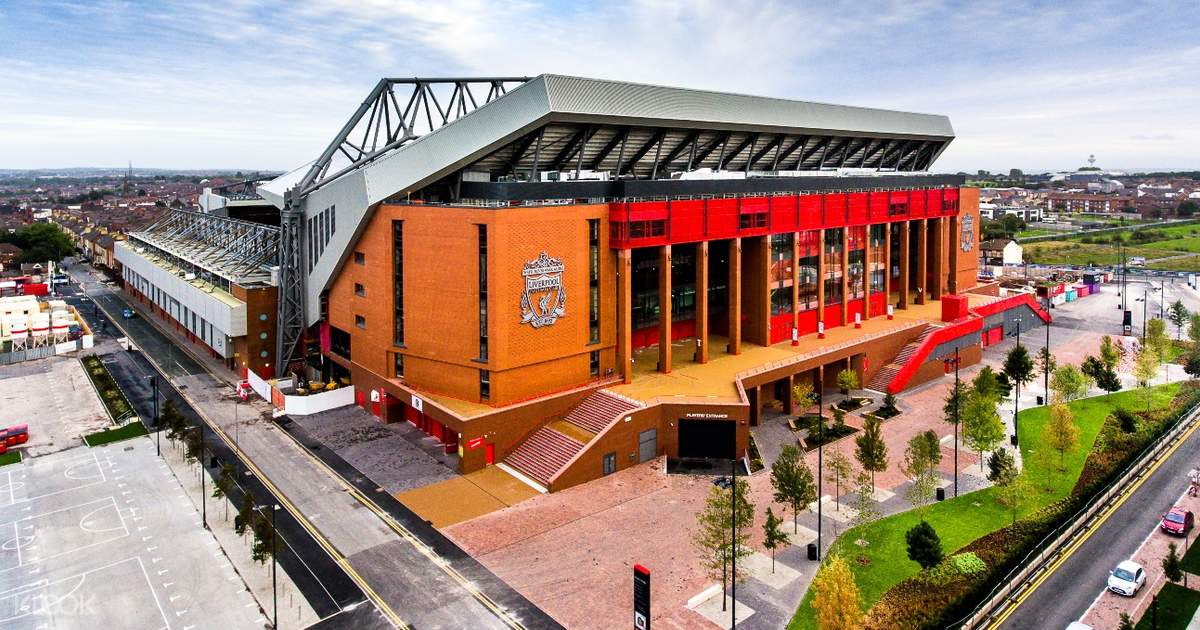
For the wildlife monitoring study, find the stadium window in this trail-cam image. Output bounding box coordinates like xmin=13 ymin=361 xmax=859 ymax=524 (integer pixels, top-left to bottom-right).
xmin=392 ymin=222 xmax=404 ymax=346
xmin=739 ymin=212 xmax=768 ymax=230
xmin=354 ymin=251 xmax=365 ymax=265
xmin=355 ymin=314 xmax=366 ymax=329
xmin=479 ymin=369 xmax=491 ymax=401
xmin=602 ymin=452 xmax=616 ymax=476
xmin=588 ymin=219 xmax=600 ymax=344
xmin=478 ymin=224 xmax=488 ymax=361
xmin=393 ymin=353 xmax=404 ymax=378
xmin=590 ymin=350 xmax=600 ymax=377
xmin=354 ymin=283 xmax=365 ymax=297
xmin=888 ymin=201 xmax=908 ymax=216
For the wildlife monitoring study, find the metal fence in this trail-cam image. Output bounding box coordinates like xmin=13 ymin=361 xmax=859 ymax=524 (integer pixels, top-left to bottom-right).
xmin=0 ymin=346 xmax=55 ymax=365
xmin=1017 ymin=218 xmax=1200 ymax=244
xmin=948 ymin=397 xmax=1200 ymax=628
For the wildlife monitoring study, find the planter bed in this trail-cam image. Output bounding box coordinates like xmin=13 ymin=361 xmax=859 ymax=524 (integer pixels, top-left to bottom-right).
xmin=80 ymin=354 xmax=135 ymax=422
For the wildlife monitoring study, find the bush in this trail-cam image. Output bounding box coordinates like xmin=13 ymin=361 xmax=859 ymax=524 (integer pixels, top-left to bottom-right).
xmin=877 ymin=392 xmax=901 ymax=419
xmin=905 ymin=521 xmax=944 ymax=570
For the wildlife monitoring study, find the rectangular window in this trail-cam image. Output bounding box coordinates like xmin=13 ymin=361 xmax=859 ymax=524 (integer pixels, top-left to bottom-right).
xmin=823 ymin=228 xmax=844 ymax=305
xmin=329 ymin=325 xmax=351 ymax=359
xmin=354 ymin=251 xmax=365 ymax=265
xmin=330 ymin=205 xmax=336 ymax=235
xmin=770 ymin=233 xmax=794 ymax=315
xmin=590 ymin=350 xmax=600 ymax=377
xmin=355 ymin=314 xmax=365 ymax=329
xmin=588 ymin=219 xmax=600 ymax=344
xmin=869 ymin=224 xmax=887 ymax=294
xmin=602 ymin=452 xmax=616 ymax=476
xmin=797 ymin=230 xmax=819 ymax=311
xmin=847 ymin=226 xmax=866 ymax=300
xmin=478 ymin=224 xmax=488 ymax=360
xmin=393 ymin=353 xmax=404 ymax=378
xmin=479 ymin=369 xmax=490 ymax=401
xmin=354 ymin=283 xmax=365 ymax=297
xmin=392 ymin=221 xmax=404 ymax=346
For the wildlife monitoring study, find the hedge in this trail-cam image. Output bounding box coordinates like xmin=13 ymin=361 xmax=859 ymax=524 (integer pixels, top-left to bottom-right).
xmin=80 ymin=354 xmax=134 ymax=421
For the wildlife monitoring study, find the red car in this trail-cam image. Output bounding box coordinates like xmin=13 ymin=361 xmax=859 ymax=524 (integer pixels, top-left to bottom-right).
xmin=1162 ymin=506 xmax=1195 ymax=536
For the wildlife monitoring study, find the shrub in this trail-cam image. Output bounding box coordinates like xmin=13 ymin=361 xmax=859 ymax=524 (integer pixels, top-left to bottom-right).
xmin=905 ymin=521 xmax=944 ymax=570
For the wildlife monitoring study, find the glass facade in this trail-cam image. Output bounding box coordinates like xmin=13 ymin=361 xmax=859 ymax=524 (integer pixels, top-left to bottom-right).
xmin=847 ymin=225 xmax=865 ymax=300
xmin=823 ymin=228 xmax=843 ymax=305
xmin=588 ymin=219 xmax=600 ymax=344
xmin=869 ymin=224 xmax=887 ymax=294
xmin=797 ymin=231 xmax=819 ymax=311
xmin=769 ymin=233 xmax=794 ymax=315
xmin=478 ymin=224 xmax=488 ymax=361
xmin=392 ymin=221 xmax=404 ymax=346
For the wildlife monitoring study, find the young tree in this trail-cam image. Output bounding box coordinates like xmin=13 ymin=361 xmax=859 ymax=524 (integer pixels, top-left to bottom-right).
xmin=904 ymin=468 xmax=938 ymax=521
xmin=836 ymin=368 xmax=859 ymax=395
xmin=1044 ymin=403 xmax=1080 ymax=470
xmin=1189 ymin=313 xmax=1200 ymax=346
xmin=771 ymin=444 xmax=817 ymax=533
xmin=963 ymin=390 xmax=1006 ymax=469
xmin=987 ymin=449 xmax=1017 ymax=486
xmin=251 ymin=508 xmax=275 ymax=565
xmin=811 ymin=554 xmax=863 ymax=630
xmin=1117 ymin=612 xmax=1135 ymax=630
xmin=854 ymin=415 xmax=888 ymax=491
xmin=905 ymin=521 xmax=944 ymax=570
xmin=1082 ymin=355 xmax=1123 ymax=399
xmin=1050 ymin=364 xmax=1092 ymax=403
xmin=1135 ymin=347 xmax=1161 ymax=410
xmin=1037 ymin=346 xmax=1057 ymax=394
xmin=791 ymin=380 xmax=814 ymax=416
xmin=1099 ymin=335 xmax=1121 ymax=370
xmin=825 ymin=450 xmax=854 ymax=510
xmin=1147 ymin=318 xmax=1170 ymax=361
xmin=762 ymin=507 xmax=788 ymax=573
xmin=918 ymin=430 xmax=942 ymax=475
xmin=996 ymin=471 xmax=1033 ymax=526
xmin=972 ymin=366 xmax=1001 ymax=402
xmin=995 ymin=371 xmax=1014 ymax=399
xmin=234 ymin=490 xmax=255 ymax=537
xmin=1163 ymin=542 xmax=1184 ymax=584
xmin=850 ymin=471 xmax=881 ymax=564
xmin=1185 ymin=352 xmax=1200 ymax=378
xmin=1169 ymin=300 xmax=1189 ymax=340
xmin=879 ymin=391 xmax=900 ymax=417
xmin=162 ymin=399 xmax=186 ymax=446
xmin=1003 ymin=344 xmax=1036 ymax=405
xmin=693 ymin=479 xmax=755 ymax=609
xmin=183 ymin=427 xmax=203 ymax=466
xmin=213 ymin=461 xmax=236 ymax=521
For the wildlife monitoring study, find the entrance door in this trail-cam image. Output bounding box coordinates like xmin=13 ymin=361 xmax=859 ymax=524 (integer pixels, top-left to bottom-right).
xmin=679 ymin=419 xmax=736 ymax=459
xmin=638 ymin=429 xmax=657 ymax=463
xmin=485 ymin=443 xmax=495 ymax=465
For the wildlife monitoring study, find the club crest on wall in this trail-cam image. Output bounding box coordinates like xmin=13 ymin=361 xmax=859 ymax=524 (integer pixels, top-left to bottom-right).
xmin=520 ymin=251 xmax=566 ymax=328
xmin=960 ymin=214 xmax=975 ymax=252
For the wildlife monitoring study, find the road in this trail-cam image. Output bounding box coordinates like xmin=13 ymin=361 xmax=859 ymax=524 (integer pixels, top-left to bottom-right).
xmin=64 ymin=263 xmax=560 ymax=630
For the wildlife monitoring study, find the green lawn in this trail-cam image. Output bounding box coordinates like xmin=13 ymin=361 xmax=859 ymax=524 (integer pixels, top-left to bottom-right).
xmin=0 ymin=451 xmax=21 ymax=467
xmin=1180 ymin=533 xmax=1200 ymax=575
xmin=1135 ymin=582 xmax=1200 ymax=629
xmin=1148 ymin=255 xmax=1200 ymax=273
xmin=83 ymin=422 xmax=149 ymax=447
xmin=1015 ymin=228 xmax=1058 ymax=238
xmin=1024 ymin=242 xmax=1180 ymax=267
xmin=1142 ymin=237 xmax=1200 ymax=253
xmin=789 ymin=384 xmax=1181 ymax=629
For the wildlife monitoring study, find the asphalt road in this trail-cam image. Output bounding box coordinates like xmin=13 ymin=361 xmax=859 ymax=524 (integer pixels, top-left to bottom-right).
xmin=998 ymin=411 xmax=1200 ymax=628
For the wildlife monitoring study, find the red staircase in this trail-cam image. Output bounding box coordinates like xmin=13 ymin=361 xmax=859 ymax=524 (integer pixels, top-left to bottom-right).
xmin=564 ymin=390 xmax=641 ymax=434
xmin=865 ymin=326 xmax=933 ymax=393
xmin=504 ymin=427 xmax=584 ymax=487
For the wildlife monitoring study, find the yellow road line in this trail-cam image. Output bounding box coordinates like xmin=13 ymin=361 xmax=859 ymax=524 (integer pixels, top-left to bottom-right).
xmin=90 ymin=287 xmax=409 ymax=628
xmin=988 ymin=415 xmax=1200 ymax=629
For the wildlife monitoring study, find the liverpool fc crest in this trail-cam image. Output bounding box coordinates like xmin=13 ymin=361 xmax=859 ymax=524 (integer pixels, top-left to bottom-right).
xmin=520 ymin=252 xmax=566 ymax=328
xmin=960 ymin=214 xmax=975 ymax=253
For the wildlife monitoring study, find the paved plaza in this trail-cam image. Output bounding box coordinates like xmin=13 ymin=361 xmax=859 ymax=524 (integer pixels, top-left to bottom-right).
xmin=0 ymin=354 xmax=110 ymax=457
xmin=0 ymin=439 xmax=263 ymax=629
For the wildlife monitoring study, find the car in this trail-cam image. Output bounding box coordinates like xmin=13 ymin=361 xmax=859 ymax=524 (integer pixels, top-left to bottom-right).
xmin=1066 ymin=622 xmax=1093 ymax=630
xmin=1107 ymin=560 xmax=1146 ymax=597
xmin=1161 ymin=506 xmax=1194 ymax=535
xmin=121 ymin=308 xmax=136 ymax=319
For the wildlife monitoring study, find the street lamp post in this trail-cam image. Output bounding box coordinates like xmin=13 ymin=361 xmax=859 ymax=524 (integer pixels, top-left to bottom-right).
xmin=145 ymin=374 xmax=159 ymax=456
xmin=943 ymin=349 xmax=961 ymax=497
xmin=1012 ymin=317 xmax=1022 ymax=446
xmin=197 ymin=426 xmax=207 ymax=530
xmin=807 ymin=378 xmax=825 ymax=561
xmin=257 ymin=504 xmax=279 ymax=629
xmin=1044 ymin=297 xmax=1051 ymax=405
xmin=731 ymin=455 xmax=737 ymax=628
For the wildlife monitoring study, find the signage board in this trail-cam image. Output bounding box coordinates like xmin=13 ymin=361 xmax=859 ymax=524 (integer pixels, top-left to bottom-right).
xmin=411 ymin=395 xmax=424 ymax=412
xmin=633 ymin=564 xmax=650 ymax=630
xmin=467 ymin=437 xmax=485 ymax=450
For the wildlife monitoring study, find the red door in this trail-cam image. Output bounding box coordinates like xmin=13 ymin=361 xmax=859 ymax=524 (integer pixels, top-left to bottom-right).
xmin=486 ymin=443 xmax=495 ymax=465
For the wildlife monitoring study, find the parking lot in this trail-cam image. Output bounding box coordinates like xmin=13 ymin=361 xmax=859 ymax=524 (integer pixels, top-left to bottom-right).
xmin=0 ymin=439 xmax=264 ymax=629
xmin=0 ymin=354 xmax=110 ymax=457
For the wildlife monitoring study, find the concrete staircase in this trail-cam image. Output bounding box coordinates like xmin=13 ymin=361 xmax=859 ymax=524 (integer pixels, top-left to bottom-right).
xmin=502 ymin=390 xmax=643 ymax=490
xmin=504 ymin=427 xmax=585 ymax=488
xmin=865 ymin=325 xmax=933 ymax=393
xmin=564 ymin=390 xmax=641 ymax=434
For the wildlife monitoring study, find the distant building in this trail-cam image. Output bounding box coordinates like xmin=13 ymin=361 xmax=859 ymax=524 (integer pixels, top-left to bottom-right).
xmin=980 ymin=238 xmax=1022 ymax=276
xmin=1043 ymin=191 xmax=1137 ymax=214
xmin=979 ymin=202 xmax=1042 ymax=223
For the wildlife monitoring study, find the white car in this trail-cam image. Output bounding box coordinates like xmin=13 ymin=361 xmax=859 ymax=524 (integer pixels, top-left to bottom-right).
xmin=1107 ymin=560 xmax=1146 ymax=597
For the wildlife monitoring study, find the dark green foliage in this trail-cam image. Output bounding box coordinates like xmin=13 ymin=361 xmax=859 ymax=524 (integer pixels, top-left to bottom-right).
xmin=1164 ymin=542 xmax=1184 ymax=583
xmin=251 ymin=509 xmax=275 ymax=564
xmin=1003 ymin=345 xmax=1036 ymax=390
xmin=987 ymin=449 xmax=1017 ymax=485
xmin=1185 ymin=353 xmax=1200 ymax=378
xmin=0 ymin=223 xmax=75 ymax=263
xmin=878 ymin=392 xmax=901 ymax=418
xmin=1114 ymin=407 xmax=1138 ymax=434
xmin=234 ymin=491 xmax=255 ymax=537
xmin=905 ymin=521 xmax=944 ymax=570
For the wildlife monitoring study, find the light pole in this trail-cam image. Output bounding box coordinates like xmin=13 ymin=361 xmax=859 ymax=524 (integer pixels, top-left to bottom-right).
xmin=257 ymin=503 xmax=279 ymax=629
xmin=197 ymin=425 xmax=207 ymax=530
xmin=1044 ymin=297 xmax=1051 ymax=405
xmin=1012 ymin=317 xmax=1022 ymax=446
xmin=731 ymin=455 xmax=737 ymax=628
xmin=145 ymin=374 xmax=159 ymax=456
xmin=943 ymin=349 xmax=961 ymax=497
xmin=808 ymin=377 xmax=825 ymax=561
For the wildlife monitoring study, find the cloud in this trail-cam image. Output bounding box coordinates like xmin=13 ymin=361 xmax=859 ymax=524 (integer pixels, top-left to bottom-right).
xmin=0 ymin=0 xmax=1196 ymax=172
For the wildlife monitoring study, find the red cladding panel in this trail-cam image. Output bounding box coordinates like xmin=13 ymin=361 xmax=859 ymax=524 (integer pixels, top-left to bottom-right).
xmin=770 ymin=196 xmax=799 ymax=231
xmin=825 ymin=194 xmax=848 ymax=227
xmin=797 ymin=308 xmax=819 ymax=336
xmin=770 ymin=313 xmax=792 ymax=344
xmin=869 ymin=291 xmax=887 ymax=316
xmin=707 ymin=199 xmax=739 ymax=238
xmin=941 ymin=294 xmax=970 ymax=321
xmin=848 ymin=193 xmax=869 ymax=224
xmin=628 ymin=202 xmax=668 ymax=220
xmin=799 ymin=195 xmax=823 ymax=230
xmin=909 ymin=190 xmax=927 ymax=218
xmin=823 ymin=306 xmax=843 ymax=330
xmin=670 ymin=199 xmax=706 ymax=243
xmin=870 ymin=192 xmax=890 ymax=221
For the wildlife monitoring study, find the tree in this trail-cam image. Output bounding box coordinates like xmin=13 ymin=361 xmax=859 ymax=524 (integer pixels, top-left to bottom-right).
xmin=811 ymin=554 xmax=863 ymax=630
xmin=162 ymin=399 xmax=186 ymax=446
xmin=963 ymin=390 xmax=1005 ymax=468
xmin=762 ymin=507 xmax=788 ymax=573
xmin=854 ymin=415 xmax=888 ymax=491
xmin=1003 ymin=345 xmax=1036 ymax=397
xmin=904 ymin=468 xmax=938 ymax=520
xmin=0 ymin=223 xmax=75 ymax=264
xmin=972 ymin=366 xmax=1001 ymax=402
xmin=791 ymin=380 xmax=814 ymax=416
xmin=1135 ymin=347 xmax=1161 ymax=409
xmin=1147 ymin=318 xmax=1169 ymax=362
xmin=1178 ymin=200 xmax=1200 ymax=218
xmin=234 ymin=491 xmax=255 ymax=537
xmin=693 ymin=479 xmax=755 ymax=609
xmin=1001 ymin=214 xmax=1022 ymax=236
xmin=879 ymin=391 xmax=900 ymax=417
xmin=771 ymin=444 xmax=817 ymax=533
xmin=995 ymin=371 xmax=1013 ymax=399
xmin=182 ymin=427 xmax=203 ymax=466
xmin=987 ymin=449 xmax=1017 ymax=486
xmin=251 ymin=508 xmax=275 ymax=564
xmin=1044 ymin=403 xmax=1080 ymax=470
xmin=850 ymin=471 xmax=881 ymax=564
xmin=1185 ymin=352 xmax=1200 ymax=378
xmin=943 ymin=378 xmax=969 ymax=424
xmin=1037 ymin=346 xmax=1057 ymax=393
xmin=1169 ymin=300 xmax=1189 ymax=340
xmin=996 ymin=472 xmax=1033 ymax=526
xmin=1188 ymin=313 xmax=1200 ymax=346
xmin=213 ymin=462 xmax=236 ymax=521
xmin=825 ymin=451 xmax=854 ymax=510
xmin=1163 ymin=542 xmax=1184 ymax=584
xmin=905 ymin=521 xmax=944 ymax=570
xmin=1117 ymin=612 xmax=1134 ymax=630
xmin=1050 ymin=364 xmax=1092 ymax=403
xmin=1099 ymin=335 xmax=1121 ymax=370
xmin=836 ymin=368 xmax=859 ymax=395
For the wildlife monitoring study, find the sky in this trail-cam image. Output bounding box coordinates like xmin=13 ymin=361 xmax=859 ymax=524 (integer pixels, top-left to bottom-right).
xmin=1 ymin=0 xmax=1197 ymax=173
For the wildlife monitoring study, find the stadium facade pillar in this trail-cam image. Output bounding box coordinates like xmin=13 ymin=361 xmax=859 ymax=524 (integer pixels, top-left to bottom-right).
xmin=816 ymin=230 xmax=826 ymax=325
xmin=916 ymin=218 xmax=928 ymax=305
xmin=728 ymin=238 xmax=742 ymax=355
xmin=747 ymin=235 xmax=770 ymax=347
xmin=841 ymin=230 xmax=850 ymax=324
xmin=898 ymin=222 xmax=910 ymax=309
xmin=883 ymin=223 xmax=892 ymax=306
xmin=617 ymin=248 xmax=632 ymax=384
xmin=863 ymin=226 xmax=873 ymax=319
xmin=695 ymin=240 xmax=709 ymax=364
xmin=930 ymin=217 xmax=944 ymax=301
xmin=948 ymin=216 xmax=959 ymax=294
xmin=658 ymin=244 xmax=672 ymax=373
xmin=791 ymin=235 xmax=800 ymax=342
xmin=783 ymin=373 xmax=795 ymax=415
